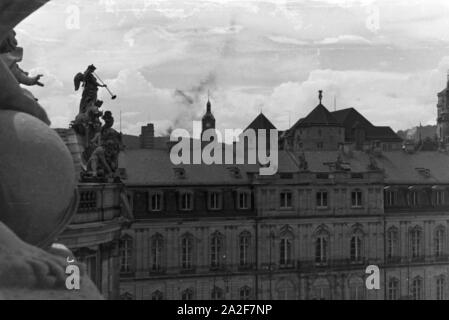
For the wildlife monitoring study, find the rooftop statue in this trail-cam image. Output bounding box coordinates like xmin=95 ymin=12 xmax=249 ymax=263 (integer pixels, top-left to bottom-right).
xmin=71 ymin=63 xmax=123 ymax=182
xmin=84 ymin=111 xmax=123 ymax=180
xmin=0 ymin=0 xmax=101 ymax=299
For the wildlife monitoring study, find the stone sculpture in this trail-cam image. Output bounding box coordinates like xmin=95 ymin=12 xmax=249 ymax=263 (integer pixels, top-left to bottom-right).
xmin=0 ymin=0 xmax=101 ymax=299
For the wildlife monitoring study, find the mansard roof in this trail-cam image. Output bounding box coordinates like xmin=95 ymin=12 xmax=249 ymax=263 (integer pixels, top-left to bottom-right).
xmin=119 ymin=148 xmax=298 ymax=186
xmin=119 ymin=147 xmax=449 ymax=186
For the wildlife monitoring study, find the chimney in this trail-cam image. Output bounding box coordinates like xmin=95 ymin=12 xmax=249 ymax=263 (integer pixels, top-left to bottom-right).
xmin=140 ymin=123 xmax=154 ymax=149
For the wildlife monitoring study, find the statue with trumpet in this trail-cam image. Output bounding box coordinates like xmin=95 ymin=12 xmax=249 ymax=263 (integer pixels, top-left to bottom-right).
xmin=71 ymin=64 xmax=122 ymax=182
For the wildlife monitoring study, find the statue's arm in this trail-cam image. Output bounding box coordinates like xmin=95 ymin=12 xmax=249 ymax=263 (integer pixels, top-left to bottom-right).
xmin=0 ymin=58 xmax=50 ymax=124
xmin=10 ymin=64 xmax=42 ymax=86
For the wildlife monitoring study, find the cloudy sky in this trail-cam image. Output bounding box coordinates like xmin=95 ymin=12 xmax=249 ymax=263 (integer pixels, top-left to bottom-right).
xmin=16 ymin=0 xmax=449 ymax=136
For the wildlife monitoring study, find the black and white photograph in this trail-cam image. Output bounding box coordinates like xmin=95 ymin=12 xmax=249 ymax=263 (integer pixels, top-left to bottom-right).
xmin=1 ymin=0 xmax=449 ymax=306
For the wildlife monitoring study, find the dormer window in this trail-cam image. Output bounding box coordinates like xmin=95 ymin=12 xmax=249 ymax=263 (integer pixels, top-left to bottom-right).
xmin=174 ymin=168 xmax=186 ymax=179
xmin=434 ymin=189 xmax=445 ymax=206
xmin=179 ymin=191 xmax=193 ymax=211
xmin=149 ymin=192 xmax=163 ymax=212
xmin=208 ymin=191 xmax=222 ymax=211
xmin=237 ymin=190 xmax=251 ymax=210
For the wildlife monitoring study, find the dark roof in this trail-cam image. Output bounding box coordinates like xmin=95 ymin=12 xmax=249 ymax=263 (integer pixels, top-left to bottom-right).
xmin=330 ymin=108 xmax=402 ymax=143
xmin=245 ymin=113 xmax=276 ymax=132
xmin=331 ymin=108 xmax=373 ymax=128
xmin=365 ymin=126 xmax=403 ymax=142
xmin=119 ymin=148 xmax=299 ymax=186
xmin=298 ymin=104 xmax=340 ymax=127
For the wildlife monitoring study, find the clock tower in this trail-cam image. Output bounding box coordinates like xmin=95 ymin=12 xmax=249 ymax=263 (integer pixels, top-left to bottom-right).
xmin=201 ymin=98 xmax=215 ymax=135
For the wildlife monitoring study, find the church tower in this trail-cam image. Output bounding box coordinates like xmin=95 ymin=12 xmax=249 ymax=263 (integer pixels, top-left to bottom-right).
xmin=201 ymin=97 xmax=216 ymax=135
xmin=437 ymin=73 xmax=449 ymax=144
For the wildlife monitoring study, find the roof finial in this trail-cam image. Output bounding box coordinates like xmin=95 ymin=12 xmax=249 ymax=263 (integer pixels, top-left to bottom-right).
xmin=318 ymin=90 xmax=323 ymax=105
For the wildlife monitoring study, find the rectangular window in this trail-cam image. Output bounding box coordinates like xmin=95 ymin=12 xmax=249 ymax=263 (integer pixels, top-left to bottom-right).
xmin=317 ymin=142 xmax=324 ymax=149
xmin=208 ymin=192 xmax=221 ymax=210
xmin=351 ymin=190 xmax=363 ymax=208
xmin=238 ymin=192 xmax=250 ymax=210
xmin=79 ymin=191 xmax=97 ymax=212
xmin=180 ymin=192 xmax=193 ymax=211
xmin=280 ymin=191 xmax=293 ymax=209
xmin=316 ymin=191 xmax=328 ymax=208
xmin=150 ymin=193 xmax=163 ymax=212
xmin=435 ymin=190 xmax=445 ymax=206
xmin=384 ymin=190 xmax=396 ymax=206
xmin=408 ymin=191 xmax=418 ymax=207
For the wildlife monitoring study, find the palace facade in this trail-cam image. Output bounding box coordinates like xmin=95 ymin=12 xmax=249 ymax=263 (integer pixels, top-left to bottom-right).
xmin=116 ymin=85 xmax=449 ymax=300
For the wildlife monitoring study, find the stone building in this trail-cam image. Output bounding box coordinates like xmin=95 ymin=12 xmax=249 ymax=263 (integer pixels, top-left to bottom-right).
xmin=118 ymin=90 xmax=449 ymax=300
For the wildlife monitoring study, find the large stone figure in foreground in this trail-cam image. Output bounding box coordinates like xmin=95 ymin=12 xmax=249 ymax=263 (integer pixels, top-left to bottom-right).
xmin=0 ymin=0 xmax=102 ymax=299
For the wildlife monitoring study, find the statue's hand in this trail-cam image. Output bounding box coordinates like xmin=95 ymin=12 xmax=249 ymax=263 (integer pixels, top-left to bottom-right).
xmin=32 ymin=74 xmax=44 ymax=87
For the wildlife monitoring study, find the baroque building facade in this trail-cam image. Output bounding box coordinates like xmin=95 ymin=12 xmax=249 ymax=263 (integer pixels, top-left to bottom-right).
xmin=118 ymin=91 xmax=449 ymax=300
xmin=55 ymin=128 xmax=130 ymax=300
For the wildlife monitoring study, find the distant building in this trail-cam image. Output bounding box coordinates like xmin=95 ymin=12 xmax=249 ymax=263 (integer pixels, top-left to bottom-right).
xmin=437 ymin=75 xmax=449 ymax=145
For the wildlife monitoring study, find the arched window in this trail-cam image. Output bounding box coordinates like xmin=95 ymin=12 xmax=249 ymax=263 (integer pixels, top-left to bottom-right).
xmin=312 ymin=278 xmax=331 ymax=300
xmin=181 ymin=234 xmax=194 ymax=270
xmin=348 ymin=277 xmax=365 ymax=300
xmin=181 ymin=288 xmax=194 ymax=300
xmin=387 ymin=227 xmax=398 ymax=259
xmin=120 ymin=235 xmax=133 ymax=273
xmin=152 ymin=290 xmax=163 ymax=300
xmin=211 ymin=286 xmax=224 ymax=300
xmin=314 ymin=227 xmax=329 ymax=265
xmin=279 ymin=236 xmax=292 ymax=267
xmin=350 ymin=235 xmax=363 ymax=262
xmin=315 ymin=236 xmax=327 ymax=264
xmin=411 ymin=277 xmax=423 ymax=300
xmin=239 ymin=231 xmax=251 ymax=268
xmin=410 ymin=227 xmax=423 ymax=259
xmin=436 ymin=276 xmax=446 ymax=300
xmin=239 ymin=286 xmax=251 ymax=300
xmin=151 ymin=234 xmax=163 ymax=272
xmin=277 ymin=280 xmax=295 ymax=300
xmin=435 ymin=227 xmax=445 ymax=258
xmin=387 ymin=278 xmax=399 ymax=300
xmin=210 ymin=232 xmax=224 ymax=269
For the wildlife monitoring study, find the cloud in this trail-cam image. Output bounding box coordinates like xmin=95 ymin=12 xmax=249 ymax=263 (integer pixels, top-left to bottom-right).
xmin=13 ymin=0 xmax=449 ymax=137
xmin=316 ymin=34 xmax=372 ymax=45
